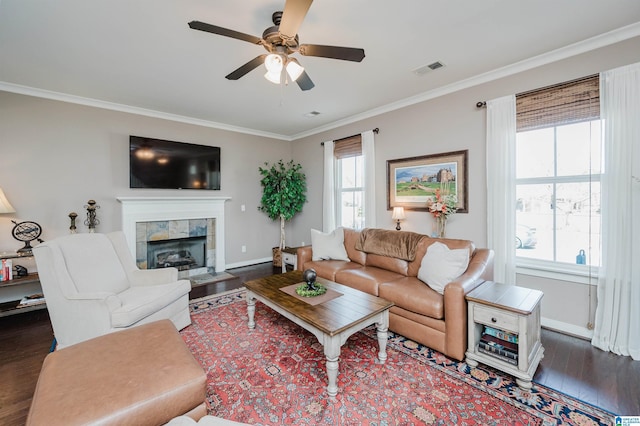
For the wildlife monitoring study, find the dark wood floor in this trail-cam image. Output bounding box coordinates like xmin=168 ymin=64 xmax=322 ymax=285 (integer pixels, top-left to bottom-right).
xmin=1 ymin=262 xmax=637 ymax=425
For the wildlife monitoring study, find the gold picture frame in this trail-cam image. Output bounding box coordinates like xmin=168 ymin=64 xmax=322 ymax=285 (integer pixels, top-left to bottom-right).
xmin=387 ymin=150 xmax=468 ymax=212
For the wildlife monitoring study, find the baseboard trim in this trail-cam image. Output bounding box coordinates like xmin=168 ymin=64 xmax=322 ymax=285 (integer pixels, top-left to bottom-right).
xmin=542 ymin=317 xmax=594 ymax=340
xmin=225 ymin=257 xmax=273 ymax=270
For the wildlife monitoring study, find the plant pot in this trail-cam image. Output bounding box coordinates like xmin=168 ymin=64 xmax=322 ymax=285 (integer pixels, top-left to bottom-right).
xmin=272 ymin=247 xmax=282 ymax=267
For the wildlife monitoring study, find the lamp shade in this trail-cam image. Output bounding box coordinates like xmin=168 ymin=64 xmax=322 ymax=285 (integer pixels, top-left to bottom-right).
xmin=0 ymin=188 xmax=16 ymax=214
xmin=264 ymin=70 xmax=282 ymax=84
xmin=286 ymin=59 xmax=304 ymax=81
xmin=264 ymin=54 xmax=283 ymax=73
xmin=392 ymin=207 xmax=405 ymax=221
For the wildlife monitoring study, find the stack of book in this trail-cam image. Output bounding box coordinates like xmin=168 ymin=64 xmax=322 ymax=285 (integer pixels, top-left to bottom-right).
xmin=477 ymin=326 xmax=519 ymax=365
xmin=17 ymin=293 xmax=46 ymax=308
xmin=1 ymin=258 xmax=13 ymax=281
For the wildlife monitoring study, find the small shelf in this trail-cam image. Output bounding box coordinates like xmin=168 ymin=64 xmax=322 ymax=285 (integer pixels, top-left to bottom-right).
xmin=0 ymin=272 xmax=40 ymax=288
xmin=0 ymin=272 xmax=47 ymax=317
xmin=0 ymin=251 xmax=34 ymax=259
xmin=0 ymin=298 xmax=47 ymax=317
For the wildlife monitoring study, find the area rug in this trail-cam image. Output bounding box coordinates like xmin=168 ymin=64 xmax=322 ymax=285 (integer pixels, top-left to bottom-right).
xmin=181 ymin=289 xmax=615 ymax=425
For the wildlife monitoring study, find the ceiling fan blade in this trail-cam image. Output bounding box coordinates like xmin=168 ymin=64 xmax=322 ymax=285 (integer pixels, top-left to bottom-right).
xmin=225 ymin=55 xmax=267 ymax=80
xmin=299 ymin=44 xmax=365 ymax=62
xmin=188 ymin=21 xmax=262 ymax=45
xmin=278 ymin=0 xmax=313 ymax=41
xmin=296 ymin=70 xmax=315 ymax=91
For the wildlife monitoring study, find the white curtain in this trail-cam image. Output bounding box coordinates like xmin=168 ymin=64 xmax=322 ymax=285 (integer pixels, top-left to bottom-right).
xmin=362 ymin=130 xmax=376 ymax=228
xmin=593 ymin=62 xmax=640 ymax=360
xmin=486 ymin=95 xmax=517 ymax=284
xmin=322 ymin=140 xmax=336 ymax=232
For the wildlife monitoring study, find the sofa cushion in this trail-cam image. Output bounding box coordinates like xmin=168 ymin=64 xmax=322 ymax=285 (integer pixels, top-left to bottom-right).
xmin=335 ymin=266 xmax=404 ymax=296
xmin=417 ymin=242 xmax=469 ymax=294
xmin=311 ymin=228 xmax=350 ymax=261
xmin=379 ymin=277 xmax=444 ymax=319
xmin=365 ymin=253 xmax=408 ymax=276
xmin=302 ymin=260 xmax=362 ymax=281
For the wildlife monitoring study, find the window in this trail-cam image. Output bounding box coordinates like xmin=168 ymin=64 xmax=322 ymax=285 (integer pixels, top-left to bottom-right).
xmin=515 ymin=75 xmax=601 ymax=267
xmin=334 ymin=135 xmax=365 ymax=229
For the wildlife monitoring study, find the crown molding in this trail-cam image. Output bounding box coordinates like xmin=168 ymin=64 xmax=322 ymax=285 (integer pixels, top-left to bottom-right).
xmin=0 ymin=81 xmax=291 ymax=141
xmin=290 ymin=22 xmax=640 ymax=140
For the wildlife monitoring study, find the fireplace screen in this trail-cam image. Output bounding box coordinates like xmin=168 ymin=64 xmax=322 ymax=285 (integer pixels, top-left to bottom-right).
xmin=147 ymin=236 xmax=206 ymax=271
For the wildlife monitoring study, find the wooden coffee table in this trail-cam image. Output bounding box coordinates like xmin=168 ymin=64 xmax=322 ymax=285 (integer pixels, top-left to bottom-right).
xmin=244 ymin=271 xmax=394 ymax=397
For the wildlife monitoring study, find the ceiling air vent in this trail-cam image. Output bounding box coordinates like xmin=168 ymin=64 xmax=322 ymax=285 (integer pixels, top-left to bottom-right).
xmin=413 ymin=61 xmax=446 ymax=76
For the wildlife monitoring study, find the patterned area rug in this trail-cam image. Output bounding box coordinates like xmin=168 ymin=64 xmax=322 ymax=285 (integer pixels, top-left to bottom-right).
xmin=181 ymin=289 xmax=615 ymax=425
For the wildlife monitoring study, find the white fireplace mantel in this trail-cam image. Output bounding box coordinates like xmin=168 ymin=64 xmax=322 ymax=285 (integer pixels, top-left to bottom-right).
xmin=117 ymin=196 xmax=231 ymax=272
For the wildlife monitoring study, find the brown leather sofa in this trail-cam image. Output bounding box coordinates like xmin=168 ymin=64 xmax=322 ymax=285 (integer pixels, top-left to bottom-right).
xmin=297 ymin=228 xmax=494 ymax=361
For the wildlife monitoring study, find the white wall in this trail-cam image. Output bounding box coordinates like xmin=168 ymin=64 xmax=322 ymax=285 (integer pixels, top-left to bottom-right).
xmin=289 ymin=35 xmax=640 ymax=337
xmin=0 ymin=92 xmax=291 ymax=266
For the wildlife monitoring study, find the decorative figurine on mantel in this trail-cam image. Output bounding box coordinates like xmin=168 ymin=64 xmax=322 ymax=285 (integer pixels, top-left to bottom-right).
xmin=84 ymin=200 xmax=100 ymax=233
xmin=68 ymin=212 xmax=78 ymax=234
xmin=295 ymin=268 xmax=327 ymax=297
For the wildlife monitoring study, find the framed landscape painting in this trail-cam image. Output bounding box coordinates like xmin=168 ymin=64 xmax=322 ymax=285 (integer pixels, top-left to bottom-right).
xmin=386 ymin=150 xmax=468 ymax=212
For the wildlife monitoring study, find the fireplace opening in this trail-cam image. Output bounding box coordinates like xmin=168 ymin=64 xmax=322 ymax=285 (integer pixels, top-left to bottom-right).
xmin=147 ymin=236 xmax=206 ymax=271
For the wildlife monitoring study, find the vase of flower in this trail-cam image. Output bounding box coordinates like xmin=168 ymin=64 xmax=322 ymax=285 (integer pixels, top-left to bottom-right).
xmin=427 ymin=185 xmax=457 ymax=238
xmin=435 ymin=215 xmax=447 ymax=238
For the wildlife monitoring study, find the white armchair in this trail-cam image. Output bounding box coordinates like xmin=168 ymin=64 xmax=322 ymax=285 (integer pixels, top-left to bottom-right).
xmin=33 ymin=231 xmax=192 ymax=348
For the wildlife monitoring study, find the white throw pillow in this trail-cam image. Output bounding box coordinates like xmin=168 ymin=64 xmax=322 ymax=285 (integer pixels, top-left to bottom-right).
xmin=311 ymin=228 xmax=350 ymax=261
xmin=417 ymin=242 xmax=469 ymax=294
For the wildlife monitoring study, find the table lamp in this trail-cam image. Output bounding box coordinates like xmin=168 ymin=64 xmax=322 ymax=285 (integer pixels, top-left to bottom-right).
xmin=392 ymin=207 xmax=405 ymax=231
xmin=0 ymin=188 xmax=15 ymax=214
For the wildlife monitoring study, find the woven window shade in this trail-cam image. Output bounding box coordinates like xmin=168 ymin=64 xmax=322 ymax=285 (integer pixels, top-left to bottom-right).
xmin=516 ymin=75 xmax=599 ymax=132
xmin=334 ymin=134 xmax=362 ymax=159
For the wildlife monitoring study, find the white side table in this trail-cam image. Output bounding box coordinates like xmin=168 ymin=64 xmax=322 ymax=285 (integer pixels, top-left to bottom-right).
xmin=281 ymin=247 xmax=299 ymax=273
xmin=465 ymin=281 xmax=544 ymax=390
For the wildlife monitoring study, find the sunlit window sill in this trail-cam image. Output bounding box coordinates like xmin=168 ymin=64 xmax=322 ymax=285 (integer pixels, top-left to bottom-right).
xmin=516 ymin=258 xmax=600 ymax=286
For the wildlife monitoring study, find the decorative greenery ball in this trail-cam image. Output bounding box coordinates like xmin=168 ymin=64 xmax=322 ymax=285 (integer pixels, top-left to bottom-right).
xmin=295 ymin=283 xmax=327 ymax=297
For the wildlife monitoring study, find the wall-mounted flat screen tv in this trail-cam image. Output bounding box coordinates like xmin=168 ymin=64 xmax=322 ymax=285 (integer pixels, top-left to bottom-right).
xmin=130 ymin=136 xmax=221 ymax=190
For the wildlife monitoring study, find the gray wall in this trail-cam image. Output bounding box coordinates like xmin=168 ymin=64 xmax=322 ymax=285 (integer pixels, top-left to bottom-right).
xmin=289 ymin=36 xmax=640 ymax=337
xmin=0 ymin=92 xmax=291 ymax=266
xmin=2 ymin=35 xmax=639 ymax=336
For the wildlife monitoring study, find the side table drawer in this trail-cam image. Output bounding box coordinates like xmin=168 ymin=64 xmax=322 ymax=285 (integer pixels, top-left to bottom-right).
xmin=282 ymin=252 xmax=296 ymax=264
xmin=281 ymin=250 xmax=298 ymax=272
xmin=473 ymin=304 xmax=518 ymax=333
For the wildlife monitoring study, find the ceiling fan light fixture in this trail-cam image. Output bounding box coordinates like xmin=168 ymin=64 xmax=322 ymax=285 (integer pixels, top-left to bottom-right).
xmin=286 ymin=59 xmax=304 ymax=81
xmin=264 ymin=53 xmax=283 ymax=73
xmin=264 ymin=70 xmax=282 ymax=84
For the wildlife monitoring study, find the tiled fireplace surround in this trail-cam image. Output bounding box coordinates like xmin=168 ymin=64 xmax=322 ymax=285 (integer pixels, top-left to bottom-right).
xmin=118 ymin=197 xmax=230 ymax=276
xmin=136 ymin=218 xmax=214 ymax=276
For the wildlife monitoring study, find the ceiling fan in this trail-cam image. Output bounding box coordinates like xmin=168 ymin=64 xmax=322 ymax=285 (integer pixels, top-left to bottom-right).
xmin=188 ymin=0 xmax=365 ymax=91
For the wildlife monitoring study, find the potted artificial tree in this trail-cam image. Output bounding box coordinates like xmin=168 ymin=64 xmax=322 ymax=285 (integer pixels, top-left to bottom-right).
xmin=258 ymin=159 xmax=307 ymax=266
